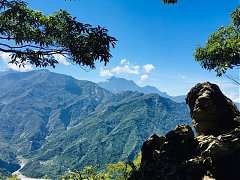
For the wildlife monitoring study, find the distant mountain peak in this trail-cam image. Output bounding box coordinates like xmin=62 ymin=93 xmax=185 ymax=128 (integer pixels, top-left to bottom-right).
xmin=0 ymin=70 xmax=190 ymax=178
xmin=98 ymin=76 xmax=186 ymax=103
xmin=107 ymin=76 xmax=136 ymax=84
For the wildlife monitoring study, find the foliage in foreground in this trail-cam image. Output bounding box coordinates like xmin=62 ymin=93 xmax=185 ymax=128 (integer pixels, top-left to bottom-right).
xmin=195 ymin=7 xmax=240 ymax=76
xmin=6 ymin=175 xmax=19 ymax=180
xmin=0 ymin=0 xmax=116 ymax=69
xmin=61 ymin=153 xmax=141 ymax=180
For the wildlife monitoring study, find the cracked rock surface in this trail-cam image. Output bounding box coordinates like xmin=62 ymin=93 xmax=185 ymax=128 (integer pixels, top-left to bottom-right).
xmin=130 ymin=82 xmax=240 ymax=180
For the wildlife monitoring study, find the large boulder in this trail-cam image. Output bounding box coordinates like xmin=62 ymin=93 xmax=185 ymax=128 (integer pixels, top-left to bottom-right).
xmin=186 ymin=82 xmax=240 ymax=136
xmin=130 ymin=82 xmax=240 ymax=180
xmin=141 ymin=134 xmax=165 ymax=166
xmin=131 ymin=126 xmax=240 ymax=180
xmin=196 ymin=127 xmax=240 ymax=180
xmin=132 ymin=125 xmax=201 ymax=180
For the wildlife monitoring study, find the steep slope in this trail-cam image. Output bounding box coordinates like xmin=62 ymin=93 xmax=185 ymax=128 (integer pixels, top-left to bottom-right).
xmin=21 ymin=92 xmax=190 ymax=178
xmin=0 ymin=70 xmax=191 ymax=178
xmin=98 ymin=76 xmax=185 ymax=102
xmin=0 ymin=70 xmax=113 ymax=175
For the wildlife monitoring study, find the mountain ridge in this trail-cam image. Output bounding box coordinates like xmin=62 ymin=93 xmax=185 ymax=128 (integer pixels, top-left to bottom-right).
xmin=98 ymin=76 xmax=186 ymax=103
xmin=0 ymin=70 xmax=191 ymax=178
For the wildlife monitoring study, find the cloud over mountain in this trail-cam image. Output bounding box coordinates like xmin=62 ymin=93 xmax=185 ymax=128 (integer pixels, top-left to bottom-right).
xmin=100 ymin=59 xmax=155 ymax=82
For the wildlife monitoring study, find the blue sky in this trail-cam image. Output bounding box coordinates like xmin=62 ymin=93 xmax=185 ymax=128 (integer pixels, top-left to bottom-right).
xmin=0 ymin=0 xmax=239 ymax=101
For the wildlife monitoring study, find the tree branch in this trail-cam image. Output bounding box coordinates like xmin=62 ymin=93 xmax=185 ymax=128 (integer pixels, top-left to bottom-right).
xmin=0 ymin=43 xmax=70 ymax=53
xmin=0 ymin=43 xmax=42 ymax=49
xmin=224 ymin=74 xmax=240 ymax=86
xmin=0 ymin=47 xmax=69 ymax=56
xmin=0 ymin=0 xmax=117 ymax=68
xmin=0 ymin=36 xmax=15 ymax=40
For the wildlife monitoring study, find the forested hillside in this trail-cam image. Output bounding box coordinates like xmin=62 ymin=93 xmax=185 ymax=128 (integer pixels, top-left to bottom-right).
xmin=0 ymin=70 xmax=191 ymax=178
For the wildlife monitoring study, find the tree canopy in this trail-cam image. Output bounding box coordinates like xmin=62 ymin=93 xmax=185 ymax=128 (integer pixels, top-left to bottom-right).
xmin=0 ymin=0 xmax=117 ymax=69
xmin=195 ymin=7 xmax=240 ymax=76
xmin=162 ymin=1 xmax=239 ymax=77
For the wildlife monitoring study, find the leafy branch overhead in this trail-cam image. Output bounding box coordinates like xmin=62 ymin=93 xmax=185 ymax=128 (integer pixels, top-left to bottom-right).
xmin=162 ymin=0 xmax=239 ymax=77
xmin=0 ymin=0 xmax=117 ymax=68
xmin=195 ymin=7 xmax=240 ymax=76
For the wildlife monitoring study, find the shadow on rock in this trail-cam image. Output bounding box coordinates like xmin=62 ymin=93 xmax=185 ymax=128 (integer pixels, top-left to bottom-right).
xmin=130 ymin=82 xmax=240 ymax=180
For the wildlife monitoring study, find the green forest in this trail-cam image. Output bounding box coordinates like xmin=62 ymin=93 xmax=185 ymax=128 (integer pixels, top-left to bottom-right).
xmin=0 ymin=0 xmax=239 ymax=179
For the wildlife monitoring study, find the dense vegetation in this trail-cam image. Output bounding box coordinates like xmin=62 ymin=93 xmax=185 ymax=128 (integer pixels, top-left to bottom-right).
xmin=0 ymin=0 xmax=116 ymax=68
xmin=1 ymin=0 xmax=238 ymax=179
xmin=195 ymin=7 xmax=240 ymax=76
xmin=0 ymin=70 xmax=191 ymax=178
xmin=61 ymin=153 xmax=141 ymax=180
xmin=2 ymin=154 xmax=141 ymax=179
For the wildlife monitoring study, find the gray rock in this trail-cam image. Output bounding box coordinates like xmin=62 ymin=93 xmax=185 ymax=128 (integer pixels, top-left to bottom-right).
xmin=196 ymin=128 xmax=240 ymax=180
xmin=132 ymin=125 xmax=201 ymax=180
xmin=131 ymin=82 xmax=240 ymax=180
xmin=186 ymin=82 xmax=240 ymax=136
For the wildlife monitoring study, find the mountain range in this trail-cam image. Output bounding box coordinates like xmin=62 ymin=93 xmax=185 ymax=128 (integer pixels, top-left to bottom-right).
xmin=99 ymin=77 xmax=239 ymax=108
xmin=98 ymin=76 xmax=186 ymax=103
xmin=0 ymin=70 xmax=191 ymax=179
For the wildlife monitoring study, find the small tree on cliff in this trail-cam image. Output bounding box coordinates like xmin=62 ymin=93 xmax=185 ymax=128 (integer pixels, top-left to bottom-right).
xmin=0 ymin=0 xmax=117 ymax=69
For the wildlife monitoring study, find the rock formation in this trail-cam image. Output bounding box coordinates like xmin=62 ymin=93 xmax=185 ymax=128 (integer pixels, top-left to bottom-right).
xmin=186 ymin=82 xmax=239 ymax=136
xmin=130 ymin=82 xmax=240 ymax=180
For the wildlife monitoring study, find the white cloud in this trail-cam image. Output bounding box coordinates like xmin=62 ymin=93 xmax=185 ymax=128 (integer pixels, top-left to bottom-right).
xmin=8 ymin=63 xmax=33 ymax=72
xmin=100 ymin=68 xmax=113 ymax=77
xmin=143 ymin=64 xmax=155 ymax=74
xmin=140 ymin=74 xmax=149 ymax=81
xmin=100 ymin=59 xmax=156 ymax=83
xmin=0 ymin=52 xmax=11 ymax=62
xmin=0 ymin=52 xmax=70 ymax=72
xmin=53 ymin=54 xmax=70 ymax=66
xmin=120 ymin=59 xmax=128 ymax=65
xmin=0 ymin=52 xmax=33 ymax=72
xmin=140 ymin=64 xmax=155 ymax=82
xmin=100 ymin=59 xmax=140 ymax=77
xmin=111 ymin=64 xmax=139 ymax=75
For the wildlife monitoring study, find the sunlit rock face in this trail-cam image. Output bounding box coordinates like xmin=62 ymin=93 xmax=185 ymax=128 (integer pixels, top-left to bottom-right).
xmin=186 ymin=82 xmax=240 ymax=136
xmin=131 ymin=125 xmax=204 ymax=180
xmin=196 ymin=128 xmax=240 ymax=180
xmin=130 ymin=82 xmax=240 ymax=180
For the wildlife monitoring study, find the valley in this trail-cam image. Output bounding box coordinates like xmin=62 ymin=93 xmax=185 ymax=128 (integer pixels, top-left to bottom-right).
xmin=0 ymin=70 xmax=191 ymax=178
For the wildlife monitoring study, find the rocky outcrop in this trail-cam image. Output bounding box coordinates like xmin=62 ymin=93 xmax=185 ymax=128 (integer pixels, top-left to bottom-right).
xmin=196 ymin=128 xmax=240 ymax=180
xmin=130 ymin=82 xmax=240 ymax=180
xmin=133 ymin=125 xmax=202 ymax=180
xmin=186 ymin=82 xmax=239 ymax=136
